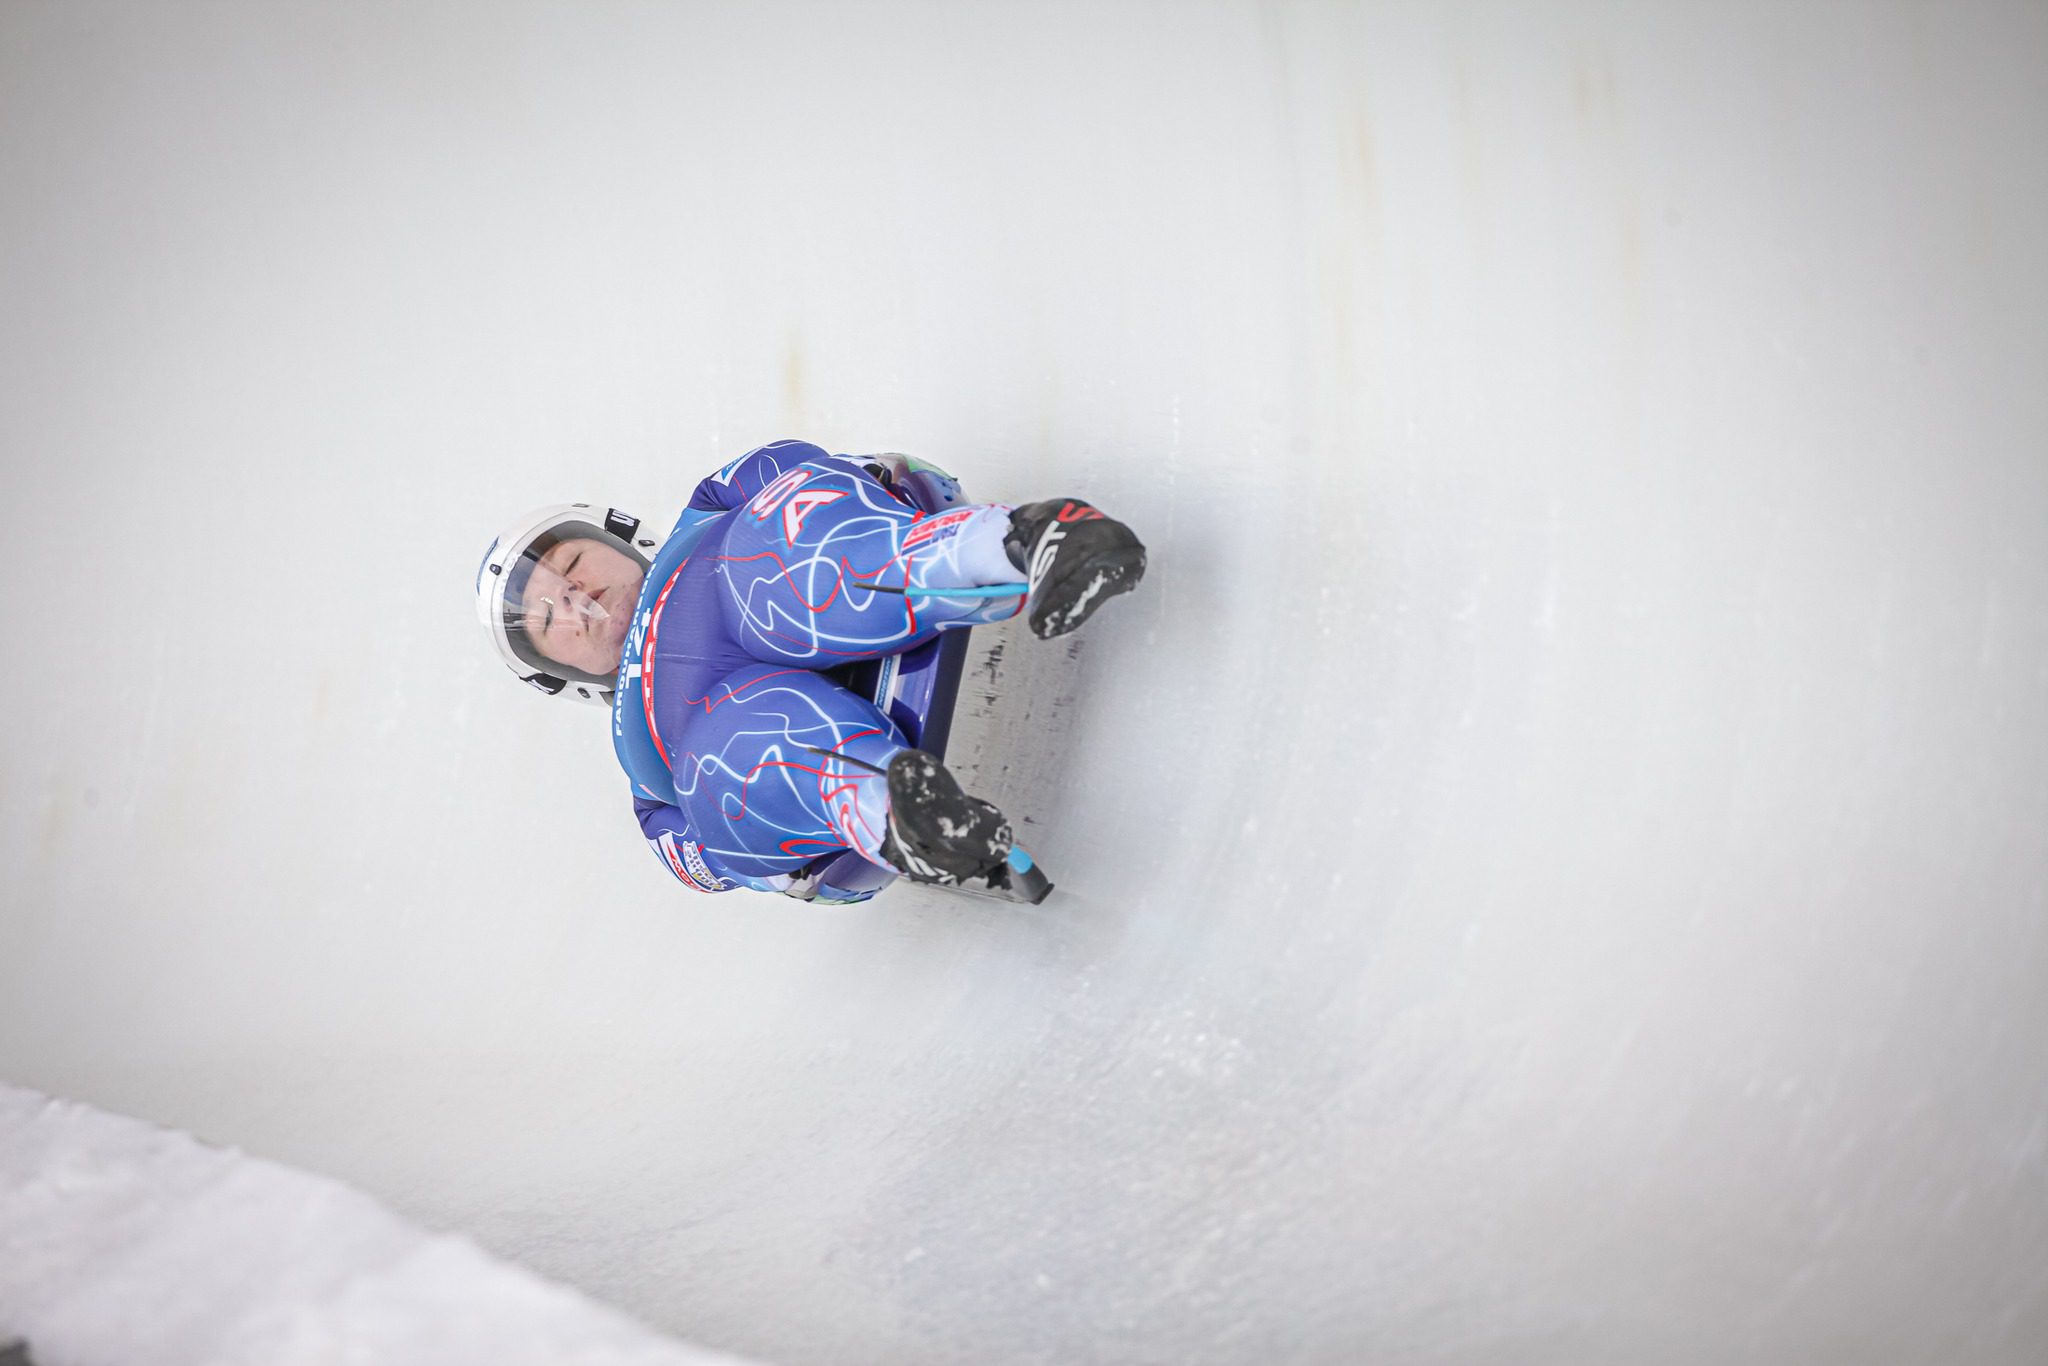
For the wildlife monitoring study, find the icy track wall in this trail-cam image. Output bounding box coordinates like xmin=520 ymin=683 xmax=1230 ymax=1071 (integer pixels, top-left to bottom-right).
xmin=2 ymin=2 xmax=2045 ymax=1363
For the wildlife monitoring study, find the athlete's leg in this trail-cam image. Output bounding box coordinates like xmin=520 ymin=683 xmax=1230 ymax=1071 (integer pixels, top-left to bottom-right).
xmin=671 ymin=664 xmax=909 ymax=880
xmin=712 ymin=460 xmax=1024 ymax=667
xmin=672 ymin=662 xmax=1018 ymax=888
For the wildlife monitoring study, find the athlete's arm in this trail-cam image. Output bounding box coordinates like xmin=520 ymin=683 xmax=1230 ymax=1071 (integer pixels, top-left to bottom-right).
xmin=634 ymin=799 xmax=884 ymax=904
xmin=633 ymin=798 xmax=758 ymax=894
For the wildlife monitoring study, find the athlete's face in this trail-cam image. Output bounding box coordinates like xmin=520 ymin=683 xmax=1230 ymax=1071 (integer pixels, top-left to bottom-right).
xmin=522 ymin=536 xmax=643 ymax=677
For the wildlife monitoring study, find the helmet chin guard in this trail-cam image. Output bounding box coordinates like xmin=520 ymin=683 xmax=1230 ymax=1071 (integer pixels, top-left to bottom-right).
xmin=476 ymin=503 xmax=655 ymax=706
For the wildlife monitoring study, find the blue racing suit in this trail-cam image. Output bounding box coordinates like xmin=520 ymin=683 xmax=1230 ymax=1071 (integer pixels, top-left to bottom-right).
xmin=619 ymin=441 xmax=1022 ymax=902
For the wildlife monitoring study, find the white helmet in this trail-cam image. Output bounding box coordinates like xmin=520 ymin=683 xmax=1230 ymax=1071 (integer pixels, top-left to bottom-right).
xmin=475 ymin=503 xmax=655 ymax=705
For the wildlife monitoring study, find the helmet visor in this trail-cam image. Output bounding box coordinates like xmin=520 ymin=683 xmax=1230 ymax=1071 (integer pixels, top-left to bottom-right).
xmin=497 ymin=522 xmax=648 ymax=689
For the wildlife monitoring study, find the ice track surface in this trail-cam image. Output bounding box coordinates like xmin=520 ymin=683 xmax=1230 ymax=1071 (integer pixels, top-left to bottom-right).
xmin=3 ymin=3 xmax=2046 ymax=1363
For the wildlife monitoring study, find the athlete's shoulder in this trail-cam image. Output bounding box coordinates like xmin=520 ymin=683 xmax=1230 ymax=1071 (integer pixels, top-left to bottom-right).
xmin=715 ymin=439 xmax=845 ymax=482
xmin=690 ymin=440 xmax=847 ymax=512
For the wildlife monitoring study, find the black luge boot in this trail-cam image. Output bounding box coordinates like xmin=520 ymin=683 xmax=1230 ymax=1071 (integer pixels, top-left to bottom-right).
xmin=1003 ymin=499 xmax=1147 ymax=639
xmin=881 ymin=750 xmax=1014 ymax=886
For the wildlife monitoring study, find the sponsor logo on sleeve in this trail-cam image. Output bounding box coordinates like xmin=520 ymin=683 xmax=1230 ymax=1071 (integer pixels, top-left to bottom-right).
xmin=902 ymin=507 xmax=977 ymax=550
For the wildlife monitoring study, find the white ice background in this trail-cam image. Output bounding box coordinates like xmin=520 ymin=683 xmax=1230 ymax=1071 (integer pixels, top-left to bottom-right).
xmin=2 ymin=2 xmax=2046 ymax=1363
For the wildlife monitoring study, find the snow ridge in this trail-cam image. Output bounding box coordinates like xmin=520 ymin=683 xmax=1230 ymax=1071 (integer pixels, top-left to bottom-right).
xmin=0 ymin=1086 xmax=755 ymax=1366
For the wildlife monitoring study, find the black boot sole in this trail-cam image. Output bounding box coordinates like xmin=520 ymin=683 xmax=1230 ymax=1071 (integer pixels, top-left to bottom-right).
xmin=1029 ymin=543 xmax=1148 ymax=638
xmin=884 ymin=750 xmax=1013 ymax=885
